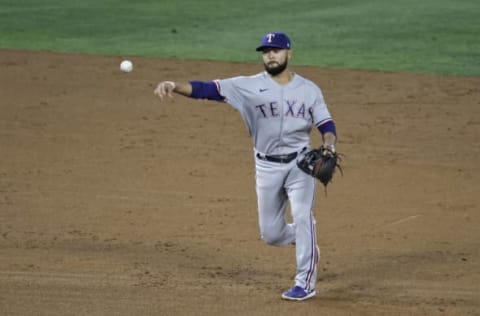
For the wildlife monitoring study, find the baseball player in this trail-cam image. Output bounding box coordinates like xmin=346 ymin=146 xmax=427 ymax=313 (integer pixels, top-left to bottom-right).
xmin=154 ymin=31 xmax=337 ymax=301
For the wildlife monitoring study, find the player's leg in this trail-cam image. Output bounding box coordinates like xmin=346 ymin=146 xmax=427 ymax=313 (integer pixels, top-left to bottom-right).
xmin=283 ymin=165 xmax=319 ymax=297
xmin=255 ymin=158 xmax=295 ymax=246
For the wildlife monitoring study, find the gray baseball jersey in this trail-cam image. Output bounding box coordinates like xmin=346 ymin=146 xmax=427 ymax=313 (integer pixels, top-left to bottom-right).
xmin=215 ymin=71 xmax=332 ymax=155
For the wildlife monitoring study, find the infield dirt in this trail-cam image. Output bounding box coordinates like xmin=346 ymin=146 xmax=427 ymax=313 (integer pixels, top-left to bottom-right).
xmin=0 ymin=49 xmax=479 ymax=315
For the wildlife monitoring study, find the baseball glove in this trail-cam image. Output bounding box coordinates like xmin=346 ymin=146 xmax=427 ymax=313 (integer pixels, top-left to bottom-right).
xmin=297 ymin=145 xmax=342 ymax=187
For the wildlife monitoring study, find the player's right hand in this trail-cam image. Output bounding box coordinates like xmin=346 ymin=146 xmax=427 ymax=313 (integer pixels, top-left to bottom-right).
xmin=154 ymin=81 xmax=176 ymax=100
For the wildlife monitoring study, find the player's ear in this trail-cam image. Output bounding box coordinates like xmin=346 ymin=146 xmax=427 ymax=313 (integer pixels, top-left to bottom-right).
xmin=287 ymin=49 xmax=292 ymax=60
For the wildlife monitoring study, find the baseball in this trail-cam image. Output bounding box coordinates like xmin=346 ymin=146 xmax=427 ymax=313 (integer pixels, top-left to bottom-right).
xmin=120 ymin=60 xmax=133 ymax=73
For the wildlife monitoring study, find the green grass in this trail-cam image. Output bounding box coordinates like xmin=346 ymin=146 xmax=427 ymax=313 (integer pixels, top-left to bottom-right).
xmin=0 ymin=0 xmax=479 ymax=76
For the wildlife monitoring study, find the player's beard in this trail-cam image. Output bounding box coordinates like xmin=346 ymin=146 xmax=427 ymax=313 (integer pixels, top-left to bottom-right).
xmin=264 ymin=59 xmax=288 ymax=76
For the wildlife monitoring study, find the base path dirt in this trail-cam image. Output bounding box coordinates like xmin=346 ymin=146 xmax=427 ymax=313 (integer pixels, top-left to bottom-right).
xmin=0 ymin=49 xmax=479 ymax=315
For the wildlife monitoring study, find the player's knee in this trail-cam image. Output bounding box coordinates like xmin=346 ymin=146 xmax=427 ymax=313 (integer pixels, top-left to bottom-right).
xmin=261 ymin=234 xmax=281 ymax=246
xmin=260 ymin=228 xmax=283 ymax=246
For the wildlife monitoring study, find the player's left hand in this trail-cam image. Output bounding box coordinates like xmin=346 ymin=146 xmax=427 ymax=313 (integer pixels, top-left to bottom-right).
xmin=321 ymin=143 xmax=336 ymax=155
xmin=297 ymin=145 xmax=342 ymax=188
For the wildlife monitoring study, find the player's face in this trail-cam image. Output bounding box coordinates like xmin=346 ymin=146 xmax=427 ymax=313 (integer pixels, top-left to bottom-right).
xmin=262 ymin=48 xmax=291 ymax=76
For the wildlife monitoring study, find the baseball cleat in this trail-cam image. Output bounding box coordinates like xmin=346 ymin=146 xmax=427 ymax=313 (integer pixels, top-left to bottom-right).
xmin=281 ymin=286 xmax=316 ymax=301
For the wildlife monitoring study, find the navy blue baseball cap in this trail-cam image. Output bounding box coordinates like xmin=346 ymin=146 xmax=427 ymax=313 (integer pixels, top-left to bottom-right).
xmin=255 ymin=32 xmax=291 ymax=51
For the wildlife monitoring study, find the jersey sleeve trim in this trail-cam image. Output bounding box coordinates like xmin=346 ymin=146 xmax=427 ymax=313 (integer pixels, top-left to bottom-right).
xmin=315 ymin=118 xmax=333 ymax=127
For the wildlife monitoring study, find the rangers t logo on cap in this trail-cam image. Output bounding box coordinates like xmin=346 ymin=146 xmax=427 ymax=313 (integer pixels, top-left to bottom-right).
xmin=256 ymin=32 xmax=291 ymax=51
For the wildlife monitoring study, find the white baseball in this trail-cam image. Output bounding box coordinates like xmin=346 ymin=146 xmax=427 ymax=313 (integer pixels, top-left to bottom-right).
xmin=120 ymin=60 xmax=133 ymax=73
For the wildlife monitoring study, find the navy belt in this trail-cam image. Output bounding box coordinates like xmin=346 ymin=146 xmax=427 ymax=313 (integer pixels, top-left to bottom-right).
xmin=256 ymin=151 xmax=298 ymax=163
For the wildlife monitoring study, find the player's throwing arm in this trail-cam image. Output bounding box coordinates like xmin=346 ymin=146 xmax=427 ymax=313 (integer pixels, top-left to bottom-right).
xmin=154 ymin=81 xmax=192 ymax=100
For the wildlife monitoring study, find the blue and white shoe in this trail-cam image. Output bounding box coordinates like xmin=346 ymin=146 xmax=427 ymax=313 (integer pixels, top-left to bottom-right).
xmin=281 ymin=286 xmax=316 ymax=301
